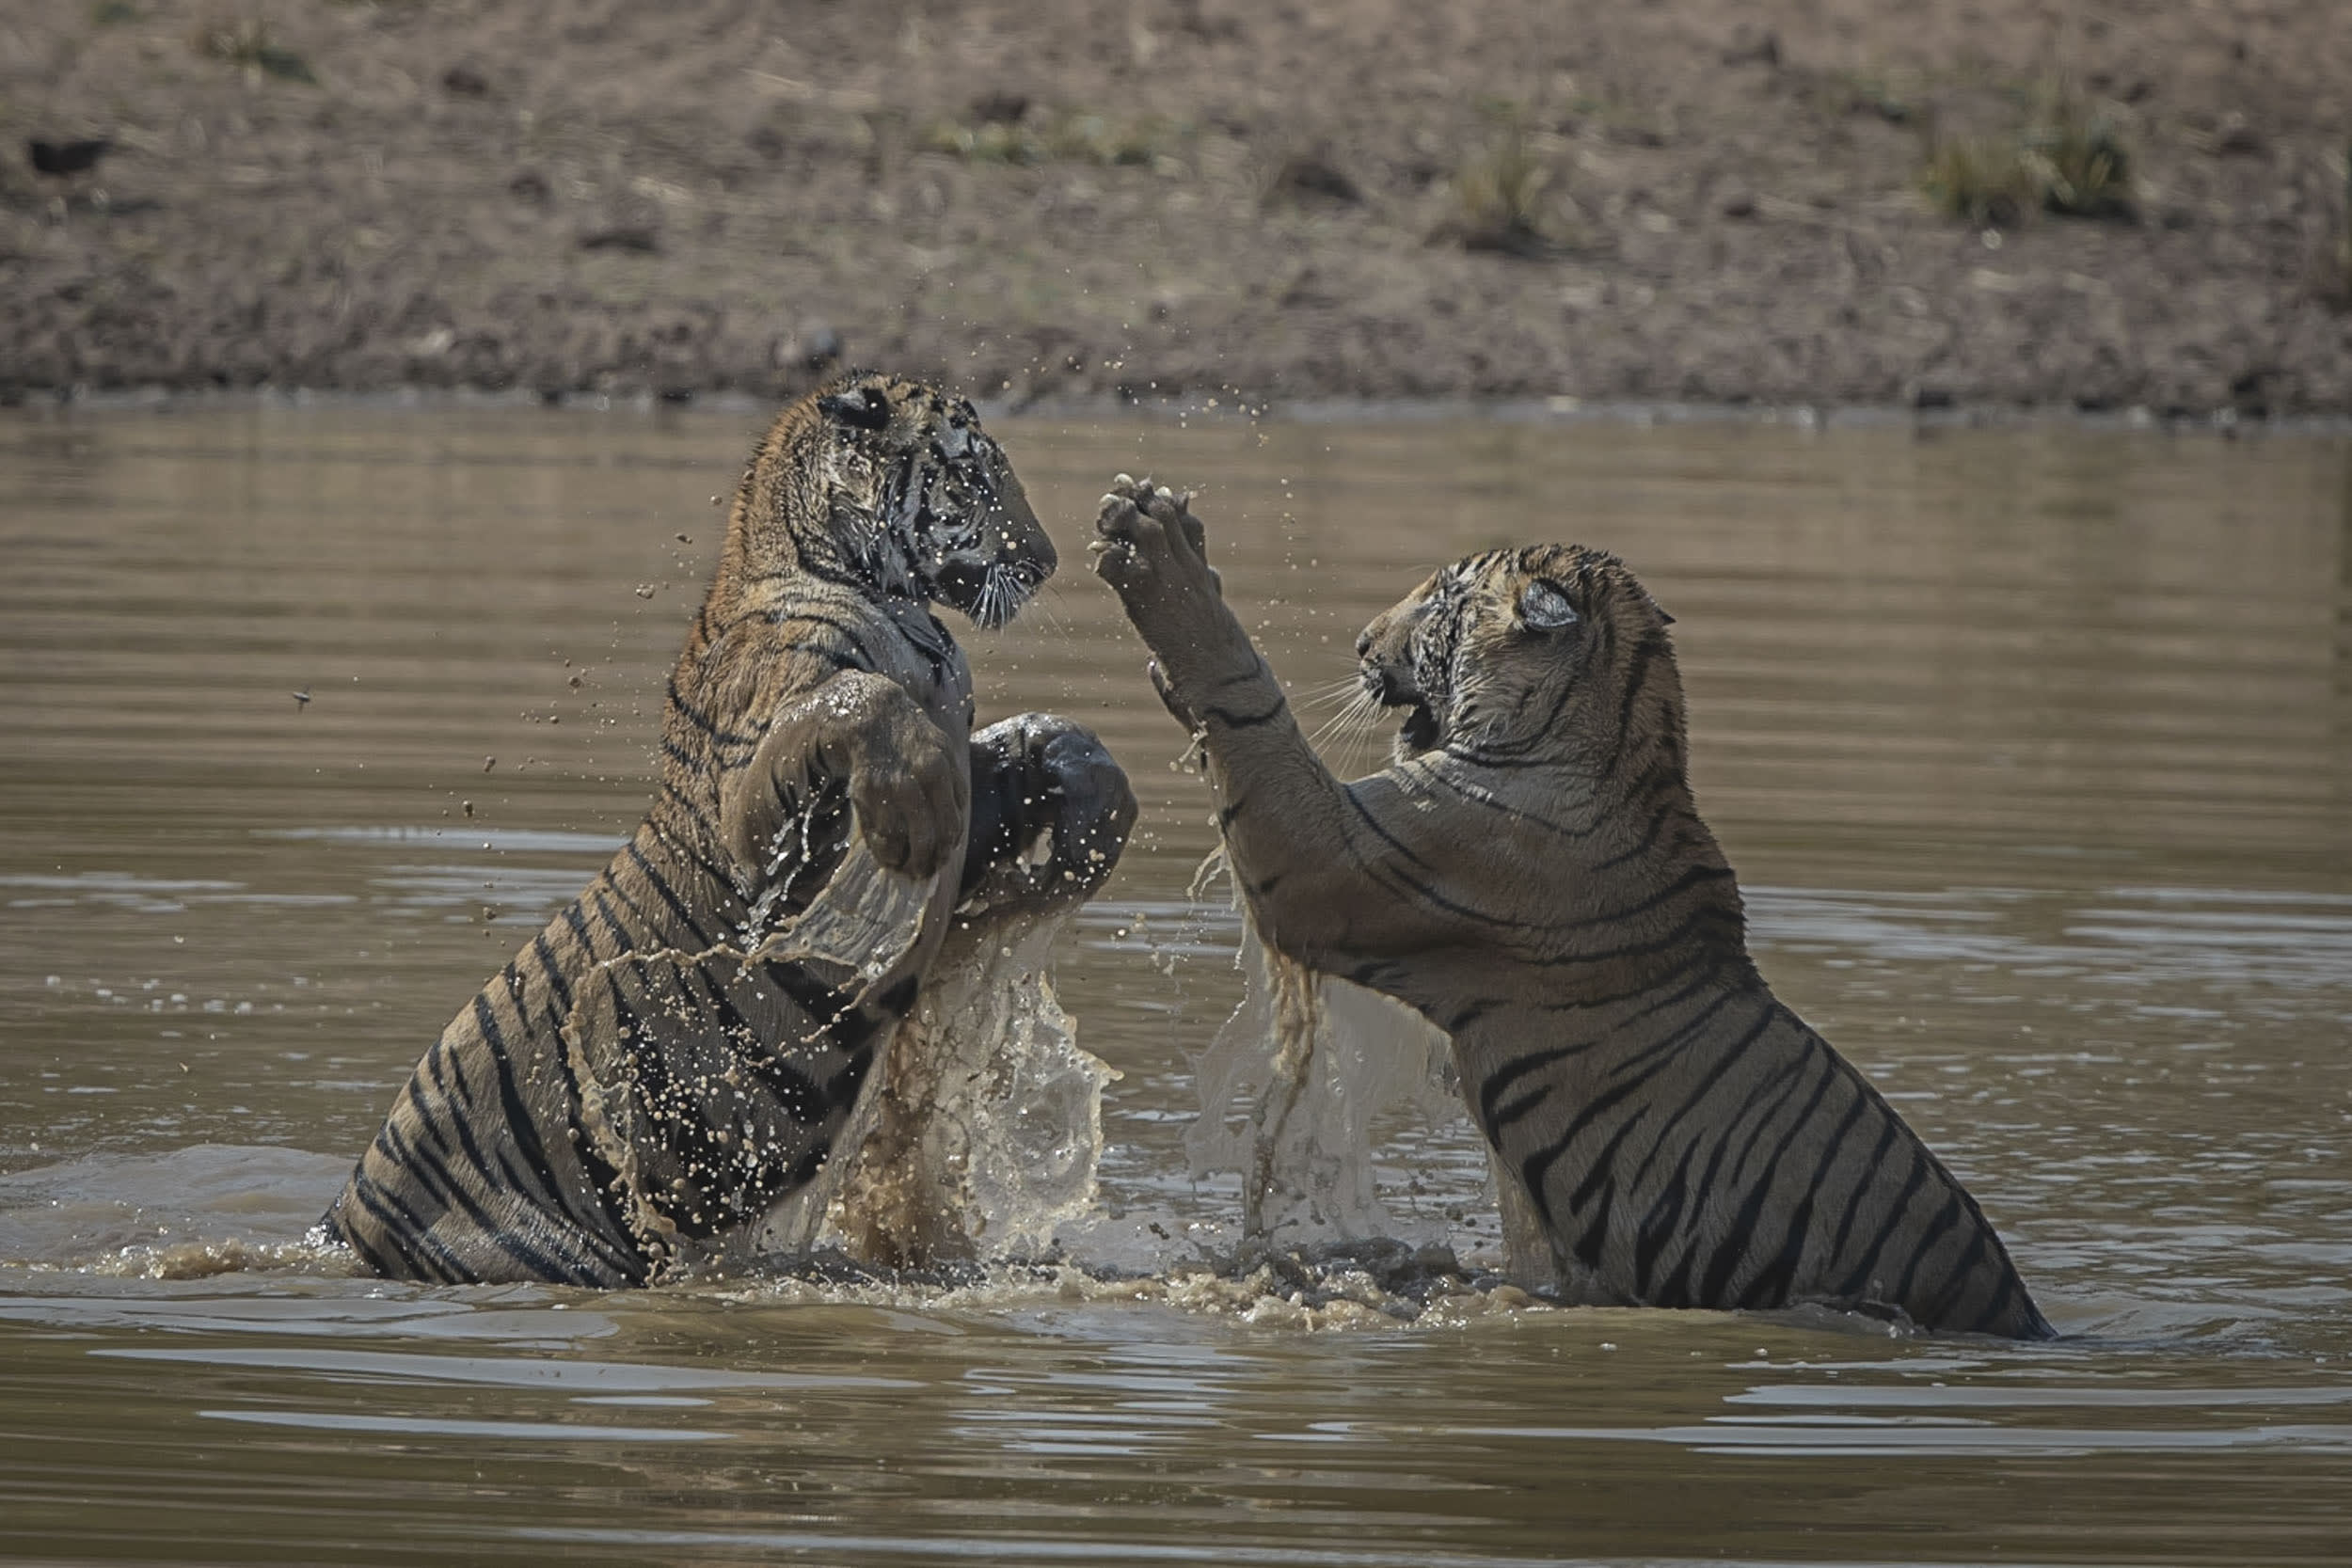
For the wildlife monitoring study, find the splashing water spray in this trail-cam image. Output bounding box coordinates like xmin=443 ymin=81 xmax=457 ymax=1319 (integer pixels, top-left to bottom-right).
xmin=1182 ymin=847 xmax=1464 ymax=1251
xmin=732 ymin=841 xmax=1116 ymax=1272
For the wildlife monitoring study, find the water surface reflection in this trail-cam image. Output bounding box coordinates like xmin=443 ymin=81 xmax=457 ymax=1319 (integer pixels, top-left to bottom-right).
xmin=1 ymin=405 xmax=2347 ymax=1564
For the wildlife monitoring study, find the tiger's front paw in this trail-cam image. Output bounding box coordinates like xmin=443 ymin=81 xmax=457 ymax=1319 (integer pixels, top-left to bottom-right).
xmin=1089 ymin=474 xmax=1220 ymax=630
xmin=961 ymin=714 xmax=1136 ymax=912
xmin=847 ymin=717 xmax=968 ymax=881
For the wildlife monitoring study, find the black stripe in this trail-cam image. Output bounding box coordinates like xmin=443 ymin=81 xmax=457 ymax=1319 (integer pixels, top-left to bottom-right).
xmin=1412 ymin=764 xmax=1600 ymax=839
xmin=1889 ymin=1191 xmax=1965 ymax=1307
xmin=471 ymin=992 xmax=584 ymax=1227
xmin=1486 ymin=1083 xmax=1552 ymax=1137
xmin=660 ymin=735 xmax=714 ymax=776
xmin=1632 ymin=1143 xmax=1696 ymax=1295
xmin=1601 ymin=977 xmax=1747 ymax=1088
xmin=1833 ymin=1148 xmax=1932 ymax=1302
xmin=1516 ymin=1075 xmax=1646 ymax=1226
xmin=1535 ymin=955 xmax=1738 ymax=1016
xmin=1604 ymin=630 xmax=1669 ymax=780
xmin=1733 ymin=1190 xmax=1815 ymax=1309
xmin=1570 ymin=1114 xmax=1645 ymax=1216
xmin=1590 ymin=796 xmax=1692 ymax=872
xmin=657 ymin=779 xmax=722 ymax=834
xmin=1825 ymin=1117 xmax=1904 ymax=1264
xmin=1345 ymin=789 xmax=1434 ymax=870
xmin=422 ymin=1035 xmax=474 ymax=1116
xmin=419 ymin=1047 xmax=514 ymax=1217
xmin=1548 ymin=863 xmax=1737 ymax=936
xmin=1203 ymin=698 xmax=1288 ymax=729
xmin=328 ymin=1193 xmax=405 ymax=1278
xmin=536 ymin=1020 xmax=650 ymax=1278
xmin=1625 ymin=995 xmax=1781 ymax=1189
xmin=1477 ymin=1044 xmax=1582 ymax=1133
xmin=1678 ymin=1044 xmax=1815 ymax=1236
xmin=643 ymin=817 xmax=750 ymax=919
xmin=562 ymin=900 xmax=606 ymax=964
xmin=530 ymin=934 xmax=575 ymax=1019
xmin=1565 ymin=1115 xmax=1648 ymax=1270
xmin=380 ymin=1117 xmax=590 ymax=1286
xmin=1972 ymin=1263 xmax=2030 ymax=1337
xmin=623 ymin=841 xmax=718 ymax=948
xmin=1723 ymin=1031 xmax=1832 ymax=1192
xmin=1738 ymin=1076 xmax=1875 ymax=1305
xmin=1918 ymin=1222 xmax=1990 ymax=1330
xmin=589 ymin=888 xmax=639 ymax=954
xmin=1529 ymin=904 xmax=1743 ymax=971
xmin=346 ymin=1169 xmax=466 ymax=1285
xmin=666 ymin=676 xmax=764 ymax=746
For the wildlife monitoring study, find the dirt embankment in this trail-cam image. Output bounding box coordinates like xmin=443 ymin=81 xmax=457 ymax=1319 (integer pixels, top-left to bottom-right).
xmin=3 ymin=0 xmax=2350 ymax=415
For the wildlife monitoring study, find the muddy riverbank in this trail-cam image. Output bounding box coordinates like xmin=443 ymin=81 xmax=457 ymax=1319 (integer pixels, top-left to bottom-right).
xmin=4 ymin=0 xmax=2350 ymax=415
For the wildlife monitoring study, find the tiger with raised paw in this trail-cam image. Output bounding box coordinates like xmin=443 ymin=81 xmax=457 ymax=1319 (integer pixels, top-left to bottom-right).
xmin=1092 ymin=477 xmax=2049 ymax=1338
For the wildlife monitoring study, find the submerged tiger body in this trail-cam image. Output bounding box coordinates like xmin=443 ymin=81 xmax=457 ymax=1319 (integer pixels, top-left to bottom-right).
xmin=325 ymin=372 xmax=1135 ymax=1286
xmin=1093 ymin=482 xmax=2050 ymax=1338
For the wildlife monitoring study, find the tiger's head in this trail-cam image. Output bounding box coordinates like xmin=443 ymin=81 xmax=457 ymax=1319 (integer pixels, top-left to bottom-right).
xmin=1355 ymin=545 xmax=1685 ymax=774
xmin=741 ymin=371 xmax=1053 ymax=628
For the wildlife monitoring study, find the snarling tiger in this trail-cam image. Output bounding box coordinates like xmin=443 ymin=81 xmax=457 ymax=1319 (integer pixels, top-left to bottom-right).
xmin=323 ymin=372 xmax=1136 ymax=1286
xmin=1092 ymin=478 xmax=2050 ymax=1338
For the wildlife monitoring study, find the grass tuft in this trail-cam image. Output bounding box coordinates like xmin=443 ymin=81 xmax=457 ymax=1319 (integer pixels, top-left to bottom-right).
xmin=2024 ymin=91 xmax=2133 ymax=218
xmin=1444 ymin=105 xmax=1560 ymax=258
xmin=1919 ymin=82 xmax=2132 ymax=227
xmin=192 ymin=20 xmax=315 ymax=85
xmin=1920 ymin=136 xmax=2040 ymax=228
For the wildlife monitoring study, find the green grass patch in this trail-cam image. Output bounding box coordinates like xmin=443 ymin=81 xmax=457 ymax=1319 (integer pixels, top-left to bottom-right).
xmin=1920 ymin=83 xmax=2132 ymax=227
xmin=192 ymin=20 xmax=316 ymax=85
xmin=1441 ymin=105 xmax=1563 ymax=258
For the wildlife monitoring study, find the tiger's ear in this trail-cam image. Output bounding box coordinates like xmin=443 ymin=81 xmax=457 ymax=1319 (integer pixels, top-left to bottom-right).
xmin=1651 ymin=596 xmax=1676 ymax=626
xmin=1518 ymin=578 xmax=1579 ymax=630
xmin=818 ymin=385 xmax=891 ymax=431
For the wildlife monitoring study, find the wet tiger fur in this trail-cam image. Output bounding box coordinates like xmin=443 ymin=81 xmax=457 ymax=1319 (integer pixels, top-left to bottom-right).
xmin=1092 ymin=479 xmax=2051 ymax=1338
xmin=323 ymin=372 xmax=1136 ymax=1286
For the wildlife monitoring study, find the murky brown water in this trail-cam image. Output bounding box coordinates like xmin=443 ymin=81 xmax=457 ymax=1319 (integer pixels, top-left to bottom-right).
xmin=3 ymin=403 xmax=2349 ymax=1564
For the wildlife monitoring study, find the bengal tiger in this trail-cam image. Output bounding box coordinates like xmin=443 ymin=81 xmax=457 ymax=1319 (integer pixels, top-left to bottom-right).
xmin=322 ymin=372 xmax=1136 ymax=1286
xmin=1091 ymin=478 xmax=2052 ymax=1338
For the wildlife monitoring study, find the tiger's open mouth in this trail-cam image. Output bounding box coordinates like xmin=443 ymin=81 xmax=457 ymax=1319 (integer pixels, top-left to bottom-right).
xmin=1364 ymin=664 xmax=1442 ymax=753
xmin=1397 ymin=699 xmax=1441 ymax=752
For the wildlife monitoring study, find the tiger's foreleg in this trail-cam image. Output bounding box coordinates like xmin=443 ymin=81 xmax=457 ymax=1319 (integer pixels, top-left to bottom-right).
xmin=1090 ymin=480 xmax=1464 ymax=969
xmin=826 ymin=717 xmax=1136 ymax=1267
xmin=721 ymin=670 xmax=972 ymax=891
xmin=958 ymin=713 xmax=1136 ymax=921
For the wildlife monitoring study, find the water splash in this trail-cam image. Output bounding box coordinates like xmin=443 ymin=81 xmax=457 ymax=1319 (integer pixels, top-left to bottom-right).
xmin=1184 ymin=917 xmax=1463 ymax=1248
xmin=713 ymin=839 xmax=1116 ymax=1271
xmin=820 ymin=905 xmax=1116 ymax=1267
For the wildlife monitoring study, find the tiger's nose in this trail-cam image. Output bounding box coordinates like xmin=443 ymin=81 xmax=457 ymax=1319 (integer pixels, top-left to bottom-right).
xmin=1354 ymin=628 xmax=1374 ymax=659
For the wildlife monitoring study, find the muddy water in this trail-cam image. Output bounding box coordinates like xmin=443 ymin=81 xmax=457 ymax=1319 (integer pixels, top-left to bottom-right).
xmin=2 ymin=404 xmax=2349 ymax=1565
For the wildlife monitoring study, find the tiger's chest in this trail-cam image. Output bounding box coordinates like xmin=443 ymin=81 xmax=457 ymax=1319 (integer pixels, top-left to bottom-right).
xmin=874 ymin=598 xmax=976 ymax=739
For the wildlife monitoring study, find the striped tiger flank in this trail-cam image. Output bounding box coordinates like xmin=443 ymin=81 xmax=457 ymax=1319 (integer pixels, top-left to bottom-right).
xmin=326 ymin=372 xmax=1131 ymax=1285
xmin=1093 ymin=484 xmax=2052 ymax=1338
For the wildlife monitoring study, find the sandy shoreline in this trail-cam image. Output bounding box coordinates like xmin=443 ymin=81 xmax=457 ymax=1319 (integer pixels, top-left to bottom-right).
xmin=5 ymin=1 xmax=2351 ymax=414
